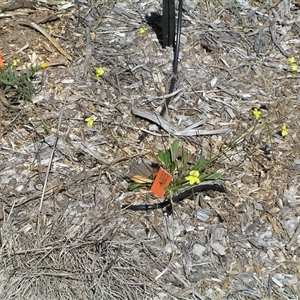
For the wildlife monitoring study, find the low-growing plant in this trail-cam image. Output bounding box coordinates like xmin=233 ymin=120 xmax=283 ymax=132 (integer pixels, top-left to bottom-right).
xmin=0 ymin=61 xmax=40 ymax=103
xmin=128 ymin=139 xmax=221 ymax=196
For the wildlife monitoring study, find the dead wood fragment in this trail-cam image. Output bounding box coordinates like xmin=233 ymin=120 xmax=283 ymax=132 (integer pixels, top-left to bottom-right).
xmin=36 ymin=13 xmax=60 ymax=25
xmin=0 ymin=202 xmax=4 ymax=220
xmin=0 ymin=90 xmax=20 ymax=111
xmin=19 ymin=20 xmax=72 ymax=60
xmin=1 ymin=0 xmax=36 ymax=11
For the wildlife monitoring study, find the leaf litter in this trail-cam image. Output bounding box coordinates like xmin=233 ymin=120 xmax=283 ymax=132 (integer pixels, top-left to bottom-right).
xmin=0 ymin=0 xmax=299 ymax=299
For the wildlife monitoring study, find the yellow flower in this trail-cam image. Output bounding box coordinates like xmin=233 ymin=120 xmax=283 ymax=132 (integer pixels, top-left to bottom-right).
xmin=287 ymin=57 xmax=297 ymax=64
xmin=137 ymin=27 xmax=147 ymax=35
xmin=287 ymin=57 xmax=298 ymax=73
xmin=289 ymin=64 xmax=298 ymax=73
xmin=10 ymin=59 xmax=20 ymax=69
xmin=95 ymin=67 xmax=105 ymax=81
xmin=281 ymin=123 xmax=288 ymax=137
xmin=252 ymin=108 xmax=261 ymax=120
xmin=40 ymin=62 xmax=47 ymax=69
xmin=185 ymin=170 xmax=200 ymax=185
xmin=85 ymin=116 xmax=97 ymax=127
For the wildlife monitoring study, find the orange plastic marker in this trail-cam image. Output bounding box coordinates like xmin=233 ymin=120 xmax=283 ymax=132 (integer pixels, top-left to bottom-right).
xmin=0 ymin=49 xmax=3 ymax=67
xmin=150 ymin=167 xmax=172 ymax=197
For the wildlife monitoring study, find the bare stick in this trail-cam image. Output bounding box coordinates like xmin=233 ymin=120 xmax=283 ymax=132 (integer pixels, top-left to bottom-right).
xmin=19 ymin=20 xmax=72 ymax=60
xmin=37 ymin=89 xmax=69 ymax=236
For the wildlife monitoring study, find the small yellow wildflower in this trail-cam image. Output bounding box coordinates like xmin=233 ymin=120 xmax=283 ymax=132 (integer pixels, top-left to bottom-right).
xmin=287 ymin=57 xmax=298 ymax=73
xmin=287 ymin=57 xmax=297 ymax=64
xmin=137 ymin=27 xmax=147 ymax=35
xmin=290 ymin=64 xmax=298 ymax=72
xmin=95 ymin=67 xmax=105 ymax=81
xmin=85 ymin=116 xmax=97 ymax=127
xmin=280 ymin=123 xmax=288 ymax=137
xmin=252 ymin=107 xmax=261 ymax=120
xmin=10 ymin=59 xmax=20 ymax=69
xmin=40 ymin=62 xmax=47 ymax=69
xmin=185 ymin=170 xmax=200 ymax=185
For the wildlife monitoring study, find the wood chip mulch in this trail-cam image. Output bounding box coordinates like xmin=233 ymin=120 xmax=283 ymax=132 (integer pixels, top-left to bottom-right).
xmin=0 ymin=0 xmax=299 ymax=299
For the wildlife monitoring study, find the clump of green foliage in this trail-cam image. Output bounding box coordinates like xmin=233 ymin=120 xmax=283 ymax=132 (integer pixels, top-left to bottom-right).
xmin=156 ymin=139 xmax=221 ymax=193
xmin=0 ymin=60 xmax=39 ymax=103
xmin=128 ymin=139 xmax=221 ymax=194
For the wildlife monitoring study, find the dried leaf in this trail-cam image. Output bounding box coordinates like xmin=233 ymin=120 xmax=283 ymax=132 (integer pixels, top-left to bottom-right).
xmin=131 ymin=175 xmax=153 ymax=184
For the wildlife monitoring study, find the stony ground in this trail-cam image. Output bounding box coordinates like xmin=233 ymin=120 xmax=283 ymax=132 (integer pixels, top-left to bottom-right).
xmin=0 ymin=0 xmax=300 ymax=299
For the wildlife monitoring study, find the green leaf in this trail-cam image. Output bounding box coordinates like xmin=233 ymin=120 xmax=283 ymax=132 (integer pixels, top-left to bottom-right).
xmin=0 ymin=79 xmax=13 ymax=86
xmin=199 ymin=172 xmax=208 ymax=181
xmin=205 ymin=172 xmax=222 ymax=180
xmin=128 ymin=182 xmax=149 ymax=191
xmin=158 ymin=149 xmax=170 ymax=167
xmin=193 ymin=156 xmax=206 ymax=171
xmin=166 ymin=185 xmax=181 ymax=194
xmin=199 ymin=172 xmax=221 ymax=181
xmin=164 ymin=150 xmax=171 ymax=168
xmin=170 ymin=139 xmax=180 ymax=162
xmin=170 ymin=160 xmax=177 ymax=175
xmin=158 ymin=150 xmax=165 ymax=166
xmin=4 ymin=86 xmax=14 ymax=92
xmin=175 ymin=148 xmax=188 ymax=183
xmin=180 ymin=149 xmax=188 ymax=174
